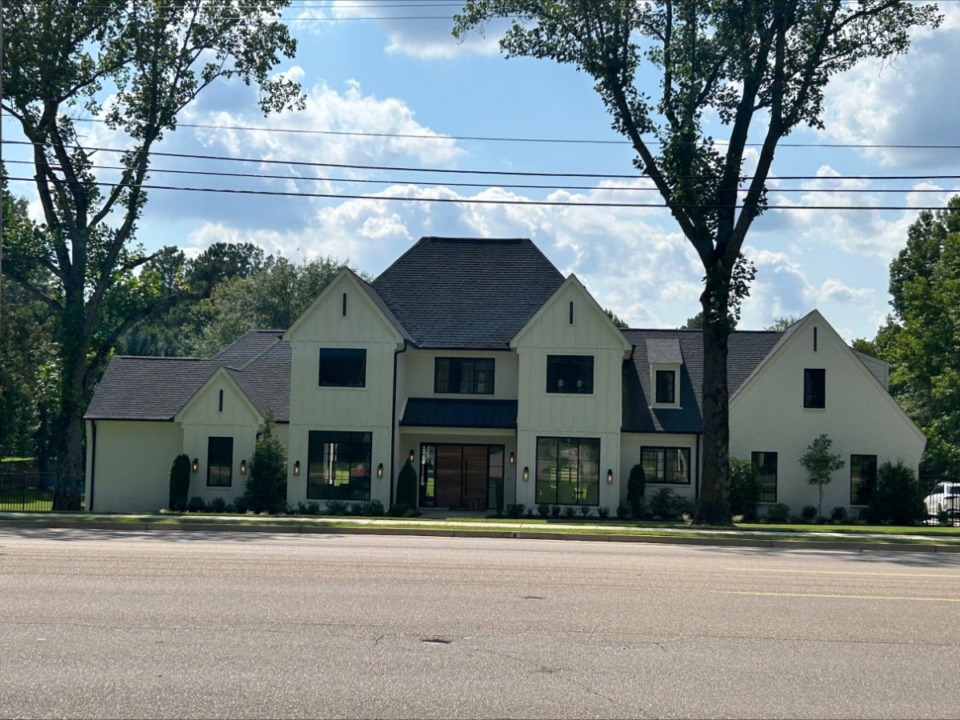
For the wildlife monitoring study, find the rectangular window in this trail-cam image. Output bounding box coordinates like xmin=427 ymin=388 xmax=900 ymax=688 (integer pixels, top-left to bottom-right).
xmin=850 ymin=454 xmax=878 ymax=506
xmin=804 ymin=368 xmax=825 ymax=408
xmin=641 ymin=447 xmax=691 ymax=485
xmin=307 ymin=431 xmax=372 ymax=500
xmin=434 ymin=358 xmax=495 ymax=395
xmin=751 ymin=451 xmax=778 ymax=503
xmin=319 ymin=348 xmax=366 ymax=387
xmin=535 ymin=437 xmax=600 ymax=506
xmin=546 ymin=355 xmax=594 ymax=394
xmin=207 ymin=436 xmax=233 ymax=487
xmin=655 ymin=369 xmax=676 ymax=404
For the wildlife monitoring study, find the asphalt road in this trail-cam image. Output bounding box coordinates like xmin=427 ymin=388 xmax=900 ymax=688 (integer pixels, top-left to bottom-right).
xmin=1 ymin=528 xmax=958 ymax=719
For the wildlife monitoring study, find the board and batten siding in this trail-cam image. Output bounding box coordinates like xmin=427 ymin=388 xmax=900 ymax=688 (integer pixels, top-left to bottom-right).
xmin=403 ymin=349 xmax=519 ymax=400
xmin=620 ymin=432 xmax=700 ymax=504
xmin=729 ymin=312 xmax=926 ymax=515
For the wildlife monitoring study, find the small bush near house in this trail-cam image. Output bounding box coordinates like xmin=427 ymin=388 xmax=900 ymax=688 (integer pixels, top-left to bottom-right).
xmin=564 ymin=506 xmax=577 ymax=519
xmin=766 ymin=503 xmax=790 ymax=523
xmin=208 ymin=497 xmax=227 ymax=514
xmin=245 ymin=412 xmax=287 ymax=514
xmin=326 ymin=500 xmax=348 ymax=516
xmin=627 ymin=464 xmax=646 ymax=518
xmin=168 ymin=454 xmax=191 ymax=511
xmin=537 ymin=503 xmax=550 ymax=519
xmin=801 ymin=505 xmax=818 ymax=522
xmin=579 ymin=505 xmax=591 ymax=517
xmin=830 ymin=506 xmax=848 ymax=523
xmin=363 ymin=499 xmax=385 ymax=517
xmin=616 ymin=501 xmax=631 ymax=519
xmin=388 ymin=502 xmax=411 ymax=517
xmin=233 ymin=496 xmax=248 ymax=514
xmin=187 ymin=496 xmax=206 ymax=513
xmin=649 ymin=488 xmax=686 ymax=519
xmin=396 ymin=460 xmax=418 ymax=509
xmin=506 ymin=503 xmax=524 ymax=518
xmin=729 ymin=458 xmax=761 ymax=521
xmin=598 ymin=506 xmax=610 ymax=519
xmin=866 ymin=460 xmax=926 ymax=525
xmin=551 ymin=505 xmax=561 ymax=518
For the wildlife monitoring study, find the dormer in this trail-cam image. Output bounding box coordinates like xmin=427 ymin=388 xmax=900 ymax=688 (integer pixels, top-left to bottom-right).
xmin=646 ymin=338 xmax=682 ymax=409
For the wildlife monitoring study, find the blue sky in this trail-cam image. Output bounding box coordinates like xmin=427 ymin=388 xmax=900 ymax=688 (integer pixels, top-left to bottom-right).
xmin=5 ymin=1 xmax=960 ymax=341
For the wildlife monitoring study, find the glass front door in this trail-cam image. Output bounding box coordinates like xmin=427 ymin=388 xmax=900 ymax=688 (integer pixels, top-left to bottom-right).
xmin=419 ymin=444 xmax=504 ymax=510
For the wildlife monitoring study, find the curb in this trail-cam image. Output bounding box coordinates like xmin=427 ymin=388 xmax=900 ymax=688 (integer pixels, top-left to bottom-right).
xmin=2 ymin=518 xmax=959 ymax=554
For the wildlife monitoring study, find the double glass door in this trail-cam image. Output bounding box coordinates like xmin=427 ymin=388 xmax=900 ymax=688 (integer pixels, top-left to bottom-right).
xmin=419 ymin=444 xmax=504 ymax=510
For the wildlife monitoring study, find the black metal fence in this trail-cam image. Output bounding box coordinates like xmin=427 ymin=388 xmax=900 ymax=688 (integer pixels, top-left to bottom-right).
xmin=0 ymin=472 xmax=84 ymax=511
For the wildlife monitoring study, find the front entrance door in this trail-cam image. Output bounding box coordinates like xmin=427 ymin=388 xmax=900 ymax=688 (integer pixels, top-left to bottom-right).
xmin=419 ymin=444 xmax=504 ymax=510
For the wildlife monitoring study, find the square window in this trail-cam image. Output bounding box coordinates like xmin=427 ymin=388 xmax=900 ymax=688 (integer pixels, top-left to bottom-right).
xmin=319 ymin=349 xmax=366 ymax=387
xmin=207 ymin=436 xmax=233 ymax=487
xmin=546 ymin=355 xmax=594 ymax=394
xmin=535 ymin=437 xmax=600 ymax=506
xmin=804 ymin=368 xmax=825 ymax=408
xmin=307 ymin=431 xmax=372 ymax=501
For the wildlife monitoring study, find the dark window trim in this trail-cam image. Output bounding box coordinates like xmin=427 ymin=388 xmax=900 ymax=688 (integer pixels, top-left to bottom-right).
xmin=306 ymin=430 xmax=372 ymax=501
xmin=433 ymin=357 xmax=495 ymax=395
xmin=318 ymin=348 xmax=367 ymax=388
xmin=803 ymin=368 xmax=826 ymax=409
xmin=751 ymin=451 xmax=778 ymax=503
xmin=640 ymin=446 xmax=691 ymax=485
xmin=207 ymin=436 xmax=233 ymax=488
xmin=535 ymin=436 xmax=601 ymax=506
xmin=545 ymin=354 xmax=594 ymax=394
xmin=849 ymin=453 xmax=878 ymax=506
xmin=654 ymin=368 xmax=678 ymax=405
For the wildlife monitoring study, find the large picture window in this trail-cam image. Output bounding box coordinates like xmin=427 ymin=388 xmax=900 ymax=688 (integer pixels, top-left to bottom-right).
xmin=535 ymin=437 xmax=600 ymax=506
xmin=641 ymin=447 xmax=691 ymax=485
xmin=434 ymin=358 xmax=495 ymax=394
xmin=850 ymin=454 xmax=877 ymax=506
xmin=207 ymin=436 xmax=233 ymax=487
xmin=751 ymin=451 xmax=778 ymax=503
xmin=804 ymin=368 xmax=826 ymax=408
xmin=546 ymin=355 xmax=594 ymax=394
xmin=307 ymin=431 xmax=372 ymax=500
xmin=319 ymin=349 xmax=366 ymax=387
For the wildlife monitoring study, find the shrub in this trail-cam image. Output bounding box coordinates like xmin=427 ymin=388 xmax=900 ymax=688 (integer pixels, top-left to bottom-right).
xmin=579 ymin=505 xmax=591 ymax=517
xmin=244 ymin=412 xmax=287 ymax=514
xmin=867 ymin=460 xmax=926 ymax=525
xmin=729 ymin=458 xmax=761 ymax=521
xmin=388 ymin=502 xmax=411 ymax=517
xmin=396 ymin=460 xmax=418 ymax=509
xmin=403 ymin=507 xmax=419 ymax=518
xmin=563 ymin=506 xmax=576 ymax=519
xmin=208 ymin=497 xmax=227 ymax=514
xmin=598 ymin=506 xmax=610 ymax=519
xmin=168 ymin=454 xmax=191 ymax=511
xmin=830 ymin=506 xmax=848 ymax=523
xmin=627 ymin=464 xmax=646 ymax=518
xmin=649 ymin=488 xmax=686 ymax=519
xmin=187 ymin=496 xmax=206 ymax=513
xmin=233 ymin=495 xmax=248 ymax=514
xmin=551 ymin=505 xmax=561 ymax=518
xmin=349 ymin=502 xmax=364 ymax=516
xmin=326 ymin=500 xmax=348 ymax=516
xmin=363 ymin=499 xmax=385 ymax=517
xmin=616 ymin=501 xmax=631 ymax=519
xmin=537 ymin=503 xmax=550 ymax=519
xmin=766 ymin=503 xmax=790 ymax=522
xmin=506 ymin=503 xmax=524 ymax=519
xmin=801 ymin=505 xmax=818 ymax=522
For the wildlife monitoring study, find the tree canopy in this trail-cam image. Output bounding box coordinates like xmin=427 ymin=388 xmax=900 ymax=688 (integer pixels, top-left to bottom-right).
xmin=454 ymin=0 xmax=940 ymax=523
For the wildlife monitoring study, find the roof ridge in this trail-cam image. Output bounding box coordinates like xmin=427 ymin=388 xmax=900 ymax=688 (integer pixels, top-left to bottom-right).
xmin=232 ymin=335 xmax=285 ymax=371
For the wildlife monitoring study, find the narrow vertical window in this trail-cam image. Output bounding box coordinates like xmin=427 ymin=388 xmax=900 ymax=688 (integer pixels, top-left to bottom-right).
xmin=342 ymin=292 xmax=347 ymax=317
xmin=218 ymin=389 xmax=223 ymax=412
xmin=569 ymin=301 xmax=574 ymax=324
xmin=813 ymin=326 xmax=818 ymax=352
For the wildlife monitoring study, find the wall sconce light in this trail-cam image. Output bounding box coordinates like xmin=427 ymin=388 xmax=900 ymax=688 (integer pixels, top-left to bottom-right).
xmin=191 ymin=458 xmax=199 ymax=473
xmin=240 ymin=459 xmax=247 ymax=475
xmin=606 ymin=469 xmax=614 ymax=485
xmin=408 ymin=449 xmax=415 ymax=463
xmin=376 ymin=463 xmax=384 ymax=479
xmin=522 ymin=466 xmax=529 ymax=482
xmin=293 ymin=460 xmax=301 ymax=476
xmin=509 ymin=452 xmax=515 ymax=466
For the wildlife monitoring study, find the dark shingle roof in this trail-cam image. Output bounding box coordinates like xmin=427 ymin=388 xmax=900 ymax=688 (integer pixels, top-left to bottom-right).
xmin=400 ymin=398 xmax=518 ymax=429
xmin=86 ymin=331 xmax=291 ymax=421
xmin=371 ymin=237 xmax=565 ymax=349
xmin=621 ymin=329 xmax=784 ymax=433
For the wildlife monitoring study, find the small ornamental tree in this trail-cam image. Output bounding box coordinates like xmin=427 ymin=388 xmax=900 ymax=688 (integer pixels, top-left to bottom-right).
xmin=396 ymin=460 xmax=418 ymax=509
xmin=627 ymin=464 xmax=646 ymax=519
xmin=729 ymin=458 xmax=761 ymax=522
xmin=168 ymin=454 xmax=191 ymax=511
xmin=799 ymin=434 xmax=845 ymax=519
xmin=245 ymin=411 xmax=287 ymax=514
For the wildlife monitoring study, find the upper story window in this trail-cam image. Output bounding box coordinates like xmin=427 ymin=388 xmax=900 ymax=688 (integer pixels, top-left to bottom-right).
xmin=651 ymin=366 xmax=680 ymax=407
xmin=546 ymin=355 xmax=594 ymax=394
xmin=803 ymin=368 xmax=825 ymax=408
xmin=434 ymin=358 xmax=495 ymax=395
xmin=319 ymin=348 xmax=366 ymax=388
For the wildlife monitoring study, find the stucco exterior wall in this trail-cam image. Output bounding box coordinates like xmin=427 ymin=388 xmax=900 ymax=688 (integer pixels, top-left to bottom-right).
xmin=729 ymin=314 xmax=926 ymax=516
xmin=86 ymin=420 xmax=182 ymax=512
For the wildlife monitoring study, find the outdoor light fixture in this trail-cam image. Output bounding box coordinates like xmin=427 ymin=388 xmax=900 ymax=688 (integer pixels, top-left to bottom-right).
xmin=522 ymin=466 xmax=529 ymax=482
xmin=607 ymin=469 xmax=614 ymax=484
xmin=240 ymin=459 xmax=247 ymax=475
xmin=509 ymin=452 xmax=515 ymax=465
xmin=377 ymin=463 xmax=384 ymax=479
xmin=191 ymin=458 xmax=199 ymax=473
xmin=408 ymin=449 xmax=415 ymax=462
xmin=293 ymin=461 xmax=301 ymax=476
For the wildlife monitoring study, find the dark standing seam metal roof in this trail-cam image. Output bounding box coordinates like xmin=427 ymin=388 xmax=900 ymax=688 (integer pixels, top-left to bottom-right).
xmin=400 ymin=398 xmax=518 ymax=429
xmin=621 ymin=329 xmax=784 ymax=433
xmin=370 ymin=237 xmax=565 ymax=349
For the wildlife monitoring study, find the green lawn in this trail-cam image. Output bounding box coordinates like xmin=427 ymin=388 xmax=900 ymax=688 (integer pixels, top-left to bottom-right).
xmin=0 ymin=487 xmax=54 ymax=512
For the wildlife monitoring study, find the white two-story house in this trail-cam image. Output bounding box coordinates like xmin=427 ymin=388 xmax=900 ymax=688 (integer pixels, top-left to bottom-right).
xmin=84 ymin=236 xmax=925 ymax=517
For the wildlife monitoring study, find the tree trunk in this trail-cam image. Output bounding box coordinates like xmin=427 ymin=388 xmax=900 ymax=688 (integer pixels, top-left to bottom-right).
xmin=51 ymin=302 xmax=88 ymax=512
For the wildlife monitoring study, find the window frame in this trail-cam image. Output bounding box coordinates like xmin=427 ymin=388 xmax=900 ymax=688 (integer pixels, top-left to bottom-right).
xmin=651 ymin=365 xmax=680 ymax=407
xmin=318 ymin=348 xmax=367 ymax=388
xmin=535 ymin=436 xmax=601 ymax=506
xmin=207 ymin=436 xmax=233 ymax=488
xmin=849 ymin=454 xmax=878 ymax=506
xmin=751 ymin=451 xmax=778 ymax=503
xmin=306 ymin=430 xmax=372 ymax=501
xmin=434 ymin=357 xmax=495 ymax=395
xmin=803 ymin=368 xmax=826 ymax=409
xmin=545 ymin=355 xmax=594 ymax=394
xmin=640 ymin=446 xmax=691 ymax=485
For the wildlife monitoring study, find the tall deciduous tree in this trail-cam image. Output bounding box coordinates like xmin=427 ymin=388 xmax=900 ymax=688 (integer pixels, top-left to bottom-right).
xmin=2 ymin=1 xmax=302 ymax=508
xmin=454 ymin=0 xmax=940 ymax=523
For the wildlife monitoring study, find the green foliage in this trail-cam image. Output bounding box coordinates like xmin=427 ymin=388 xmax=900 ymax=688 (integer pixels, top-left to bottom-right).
xmin=388 ymin=503 xmax=412 ymax=517
xmin=616 ymin=501 xmax=631 ymax=520
xmin=579 ymin=505 xmax=591 ymax=517
xmin=168 ymin=454 xmax=191 ymax=512
xmin=209 ymin=497 xmax=227 ymax=514
xmin=830 ymin=506 xmax=848 ymax=523
xmin=396 ymin=460 xmax=418 ymax=509
xmin=729 ymin=458 xmax=761 ymax=522
xmin=506 ymin=503 xmax=525 ymax=519
xmin=799 ymin=434 xmax=845 ymax=518
xmin=363 ymin=499 xmax=385 ymax=517
xmin=244 ymin=413 xmax=287 ymax=514
xmin=454 ymin=0 xmax=939 ymax=526
xmin=563 ymin=506 xmax=576 ymax=519
xmin=325 ymin=500 xmax=349 ymax=516
xmin=801 ymin=505 xmax=818 ymax=522
xmin=233 ymin=496 xmax=248 ymax=515
xmin=766 ymin=503 xmax=791 ymax=523
xmin=550 ymin=505 xmax=561 ymax=518
xmin=187 ymin=497 xmax=206 ymax=513
xmin=627 ymin=464 xmax=646 ymax=518
xmin=537 ymin=503 xmax=550 ymax=519
xmin=598 ymin=506 xmax=610 ymax=519
xmin=649 ymin=488 xmax=687 ymax=519
xmin=867 ymin=460 xmax=926 ymax=525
